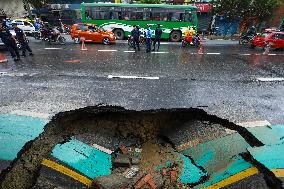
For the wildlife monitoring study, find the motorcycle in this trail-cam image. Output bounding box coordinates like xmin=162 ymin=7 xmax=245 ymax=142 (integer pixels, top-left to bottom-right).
xmin=181 ymin=35 xmax=200 ymax=47
xmin=239 ymin=33 xmax=255 ymax=45
xmin=128 ymin=35 xmax=146 ymax=48
xmin=44 ymin=33 xmax=66 ymax=45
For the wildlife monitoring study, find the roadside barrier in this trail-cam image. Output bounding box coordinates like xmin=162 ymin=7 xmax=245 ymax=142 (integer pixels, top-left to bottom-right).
xmin=0 ymin=53 xmax=8 ymax=63
xmin=81 ymin=37 xmax=87 ymax=51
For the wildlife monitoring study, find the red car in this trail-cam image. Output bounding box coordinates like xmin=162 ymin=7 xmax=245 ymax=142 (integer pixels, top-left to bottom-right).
xmin=251 ymin=31 xmax=284 ymax=49
xmin=71 ymin=23 xmax=116 ymax=45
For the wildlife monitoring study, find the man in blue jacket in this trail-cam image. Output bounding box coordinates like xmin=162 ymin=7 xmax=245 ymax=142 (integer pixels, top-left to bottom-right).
xmin=145 ymin=25 xmax=152 ymax=53
xmin=0 ymin=23 xmax=20 ymax=61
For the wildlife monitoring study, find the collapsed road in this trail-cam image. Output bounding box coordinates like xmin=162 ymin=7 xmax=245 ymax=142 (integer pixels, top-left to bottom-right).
xmin=0 ymin=106 xmax=283 ymax=189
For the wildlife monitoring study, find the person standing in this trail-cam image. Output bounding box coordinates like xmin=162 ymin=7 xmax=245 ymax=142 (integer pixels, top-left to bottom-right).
xmin=145 ymin=25 xmax=152 ymax=53
xmin=131 ymin=25 xmax=141 ymax=51
xmin=0 ymin=23 xmax=20 ymax=61
xmin=12 ymin=23 xmax=33 ymax=57
xmin=152 ymin=24 xmax=162 ymax=51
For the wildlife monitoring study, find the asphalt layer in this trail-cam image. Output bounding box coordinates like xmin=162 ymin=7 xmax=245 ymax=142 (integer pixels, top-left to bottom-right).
xmin=0 ymin=36 xmax=283 ymax=124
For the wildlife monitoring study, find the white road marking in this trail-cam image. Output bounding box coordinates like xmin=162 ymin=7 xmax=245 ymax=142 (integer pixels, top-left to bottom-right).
xmin=239 ymin=53 xmax=251 ymax=56
xmin=206 ymin=53 xmax=221 ymax=55
xmin=91 ymin=143 xmax=113 ymax=154
xmin=108 ymin=75 xmax=159 ymax=80
xmin=151 ymin=51 xmax=169 ymax=54
xmin=44 ymin=48 xmax=62 ymax=50
xmin=237 ymin=120 xmax=271 ymax=128
xmin=10 ymin=110 xmax=50 ymax=119
xmin=98 ymin=50 xmax=117 ymax=52
xmin=124 ymin=50 xmax=135 ymax=53
xmin=268 ymin=54 xmax=277 ymax=56
xmin=257 ymin=77 xmax=284 ymax=82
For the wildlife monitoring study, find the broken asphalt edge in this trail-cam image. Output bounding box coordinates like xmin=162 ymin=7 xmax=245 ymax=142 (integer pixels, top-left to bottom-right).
xmin=0 ymin=105 xmax=267 ymax=189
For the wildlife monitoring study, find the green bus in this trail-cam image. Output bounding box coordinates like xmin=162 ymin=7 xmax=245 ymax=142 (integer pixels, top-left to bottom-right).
xmin=81 ymin=3 xmax=198 ymax=41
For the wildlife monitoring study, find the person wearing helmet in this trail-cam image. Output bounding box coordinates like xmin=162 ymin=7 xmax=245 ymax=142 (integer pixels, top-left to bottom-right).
xmin=0 ymin=22 xmax=20 ymax=61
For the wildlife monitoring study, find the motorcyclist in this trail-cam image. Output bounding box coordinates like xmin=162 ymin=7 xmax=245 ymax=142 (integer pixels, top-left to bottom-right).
xmin=51 ymin=27 xmax=60 ymax=42
xmin=184 ymin=26 xmax=195 ymax=43
xmin=244 ymin=26 xmax=256 ymax=40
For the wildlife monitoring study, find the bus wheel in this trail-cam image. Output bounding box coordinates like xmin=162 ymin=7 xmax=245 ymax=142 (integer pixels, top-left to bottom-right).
xmin=170 ymin=31 xmax=182 ymax=42
xmin=113 ymin=29 xmax=125 ymax=40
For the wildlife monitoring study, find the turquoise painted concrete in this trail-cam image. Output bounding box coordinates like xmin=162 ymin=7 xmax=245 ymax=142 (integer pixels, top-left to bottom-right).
xmin=248 ymin=142 xmax=284 ymax=169
xmin=179 ymin=154 xmax=208 ymax=184
xmin=51 ymin=139 xmax=112 ymax=179
xmin=181 ymin=133 xmax=250 ymax=174
xmin=0 ymin=114 xmax=47 ymax=160
xmin=195 ymin=156 xmax=253 ymax=188
xmin=248 ymin=125 xmax=284 ymax=145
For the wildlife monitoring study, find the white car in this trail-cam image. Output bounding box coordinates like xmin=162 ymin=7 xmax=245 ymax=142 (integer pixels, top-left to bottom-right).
xmin=11 ymin=20 xmax=35 ymax=35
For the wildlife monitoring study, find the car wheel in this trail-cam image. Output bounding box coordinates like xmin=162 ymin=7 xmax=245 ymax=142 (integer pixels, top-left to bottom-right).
xmin=113 ymin=29 xmax=125 ymax=40
xmin=74 ymin=37 xmax=80 ymax=44
xmin=59 ymin=36 xmax=66 ymax=45
xmin=170 ymin=31 xmax=182 ymax=42
xmin=103 ymin=38 xmax=110 ymax=45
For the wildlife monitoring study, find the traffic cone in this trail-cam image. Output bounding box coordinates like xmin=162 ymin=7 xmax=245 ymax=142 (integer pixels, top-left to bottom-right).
xmin=263 ymin=44 xmax=270 ymax=55
xmin=197 ymin=36 xmax=204 ymax=55
xmin=81 ymin=37 xmax=87 ymax=51
xmin=0 ymin=53 xmax=8 ymax=63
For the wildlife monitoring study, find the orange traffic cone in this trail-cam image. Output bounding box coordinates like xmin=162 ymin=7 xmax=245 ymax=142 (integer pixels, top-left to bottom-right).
xmin=81 ymin=37 xmax=87 ymax=51
xmin=0 ymin=53 xmax=8 ymax=63
xmin=197 ymin=36 xmax=204 ymax=55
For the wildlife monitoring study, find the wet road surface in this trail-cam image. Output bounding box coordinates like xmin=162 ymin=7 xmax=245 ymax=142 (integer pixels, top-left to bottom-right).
xmin=0 ymin=37 xmax=283 ymax=123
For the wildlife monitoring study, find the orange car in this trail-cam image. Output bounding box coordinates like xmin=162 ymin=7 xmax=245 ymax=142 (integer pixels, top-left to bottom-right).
xmin=71 ymin=23 xmax=116 ymax=45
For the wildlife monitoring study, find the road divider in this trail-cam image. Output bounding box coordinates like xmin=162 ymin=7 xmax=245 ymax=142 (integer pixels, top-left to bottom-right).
xmin=108 ymin=75 xmax=159 ymax=80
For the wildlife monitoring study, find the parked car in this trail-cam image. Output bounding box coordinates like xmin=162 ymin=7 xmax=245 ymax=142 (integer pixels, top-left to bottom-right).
xmin=11 ymin=20 xmax=35 ymax=35
xmin=251 ymin=32 xmax=284 ymax=49
xmin=71 ymin=23 xmax=116 ymax=45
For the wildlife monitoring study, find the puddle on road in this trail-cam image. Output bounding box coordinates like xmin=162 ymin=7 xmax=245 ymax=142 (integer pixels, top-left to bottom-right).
xmin=0 ymin=106 xmax=274 ymax=189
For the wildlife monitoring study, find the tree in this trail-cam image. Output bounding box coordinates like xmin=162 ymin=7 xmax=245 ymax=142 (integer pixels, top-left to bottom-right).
xmin=211 ymin=0 xmax=281 ymax=21
xmin=140 ymin=0 xmax=161 ymax=4
xmin=23 ymin=0 xmax=51 ymax=9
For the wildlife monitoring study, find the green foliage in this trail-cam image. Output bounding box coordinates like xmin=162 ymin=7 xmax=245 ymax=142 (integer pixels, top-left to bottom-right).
xmin=140 ymin=0 xmax=161 ymax=4
xmin=211 ymin=0 xmax=281 ymax=20
xmin=23 ymin=0 xmax=51 ymax=9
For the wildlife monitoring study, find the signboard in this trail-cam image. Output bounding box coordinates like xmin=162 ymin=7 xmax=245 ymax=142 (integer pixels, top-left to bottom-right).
xmin=191 ymin=3 xmax=212 ymax=13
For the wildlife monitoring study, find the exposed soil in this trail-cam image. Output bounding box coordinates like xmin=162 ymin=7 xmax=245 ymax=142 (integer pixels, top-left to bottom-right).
xmin=0 ymin=105 xmax=270 ymax=189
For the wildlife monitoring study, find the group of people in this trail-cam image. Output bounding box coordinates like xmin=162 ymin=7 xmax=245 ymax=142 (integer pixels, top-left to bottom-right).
xmin=131 ymin=24 xmax=163 ymax=53
xmin=0 ymin=20 xmax=33 ymax=61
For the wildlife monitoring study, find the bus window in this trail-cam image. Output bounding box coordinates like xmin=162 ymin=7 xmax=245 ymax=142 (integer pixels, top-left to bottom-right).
xmin=122 ymin=7 xmax=134 ymax=20
xmin=143 ymin=8 xmax=153 ymax=20
xmin=160 ymin=12 xmax=168 ymax=21
xmin=168 ymin=10 xmax=185 ymax=22
xmin=184 ymin=11 xmax=193 ymax=22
